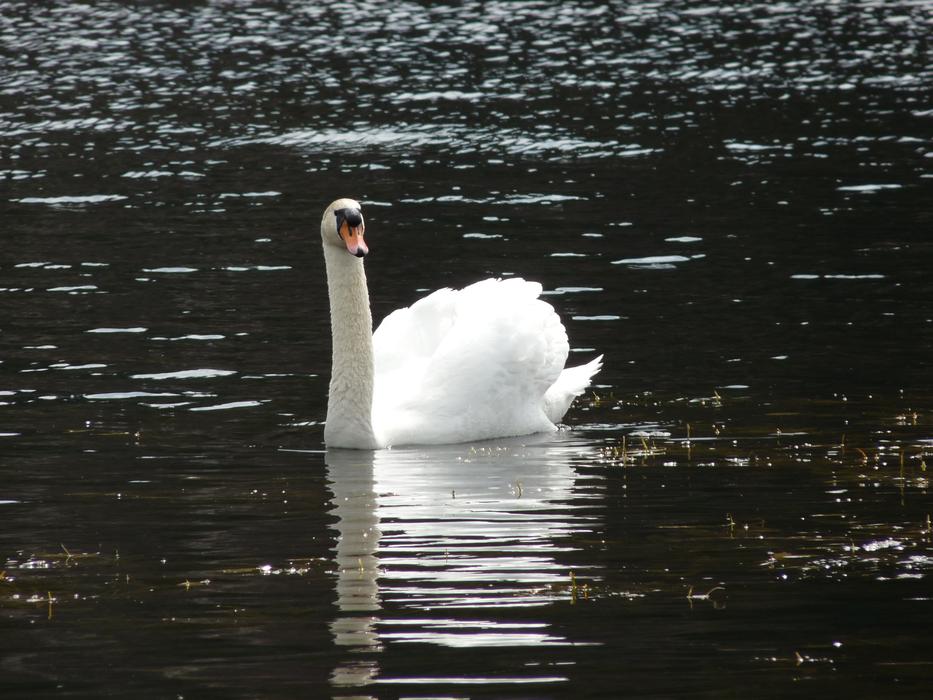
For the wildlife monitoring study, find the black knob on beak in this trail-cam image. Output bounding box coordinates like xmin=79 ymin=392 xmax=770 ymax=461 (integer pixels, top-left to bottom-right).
xmin=345 ymin=208 xmax=363 ymax=227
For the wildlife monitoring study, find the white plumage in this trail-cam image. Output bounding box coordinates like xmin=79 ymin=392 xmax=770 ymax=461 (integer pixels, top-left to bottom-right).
xmin=320 ymin=198 xmax=602 ymax=449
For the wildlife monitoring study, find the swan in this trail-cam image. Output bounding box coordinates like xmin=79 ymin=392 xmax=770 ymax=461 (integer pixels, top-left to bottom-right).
xmin=320 ymin=197 xmax=602 ymax=449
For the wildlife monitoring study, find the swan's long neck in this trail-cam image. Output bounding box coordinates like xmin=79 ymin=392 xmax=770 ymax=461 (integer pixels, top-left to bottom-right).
xmin=323 ymin=244 xmax=379 ymax=449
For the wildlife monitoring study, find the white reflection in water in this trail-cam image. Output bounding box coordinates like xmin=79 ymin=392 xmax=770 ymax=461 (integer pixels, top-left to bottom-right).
xmin=326 ymin=435 xmax=599 ymax=688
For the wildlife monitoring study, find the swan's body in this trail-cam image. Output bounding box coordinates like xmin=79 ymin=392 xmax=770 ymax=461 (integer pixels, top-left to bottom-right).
xmin=321 ymin=198 xmax=602 ymax=449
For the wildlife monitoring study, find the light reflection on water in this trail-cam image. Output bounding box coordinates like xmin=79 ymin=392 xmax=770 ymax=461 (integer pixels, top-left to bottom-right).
xmin=327 ymin=437 xmax=600 ymax=688
xmin=3 ymin=0 xmax=930 ymax=170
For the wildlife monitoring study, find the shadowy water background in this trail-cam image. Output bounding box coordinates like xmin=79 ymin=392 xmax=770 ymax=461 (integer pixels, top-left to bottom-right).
xmin=1 ymin=1 xmax=931 ymax=697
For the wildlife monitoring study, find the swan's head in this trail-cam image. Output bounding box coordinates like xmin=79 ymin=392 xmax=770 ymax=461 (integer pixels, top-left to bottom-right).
xmin=322 ymin=198 xmax=368 ymax=258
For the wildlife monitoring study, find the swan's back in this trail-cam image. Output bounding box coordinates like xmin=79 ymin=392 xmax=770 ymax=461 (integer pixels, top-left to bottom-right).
xmin=372 ymin=278 xmax=572 ymax=446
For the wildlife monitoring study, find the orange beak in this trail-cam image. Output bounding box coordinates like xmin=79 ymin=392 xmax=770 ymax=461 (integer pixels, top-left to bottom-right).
xmin=339 ymin=220 xmax=368 ymax=258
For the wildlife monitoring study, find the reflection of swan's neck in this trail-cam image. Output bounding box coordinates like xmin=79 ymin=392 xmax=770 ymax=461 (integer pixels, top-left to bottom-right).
xmin=323 ymin=244 xmax=378 ymax=449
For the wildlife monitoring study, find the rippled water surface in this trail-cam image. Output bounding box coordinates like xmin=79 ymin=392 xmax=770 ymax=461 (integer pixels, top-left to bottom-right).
xmin=2 ymin=1 xmax=932 ymax=697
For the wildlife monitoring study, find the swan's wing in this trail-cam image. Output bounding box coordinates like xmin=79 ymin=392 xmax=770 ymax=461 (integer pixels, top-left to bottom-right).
xmin=372 ymin=286 xmax=458 ymax=380
xmin=372 ymin=278 xmax=569 ymax=445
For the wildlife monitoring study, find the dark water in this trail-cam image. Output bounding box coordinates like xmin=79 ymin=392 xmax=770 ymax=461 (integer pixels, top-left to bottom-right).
xmin=2 ymin=1 xmax=931 ymax=697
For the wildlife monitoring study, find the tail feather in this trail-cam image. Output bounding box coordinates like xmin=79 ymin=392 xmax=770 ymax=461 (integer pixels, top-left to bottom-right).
xmin=543 ymin=354 xmax=603 ymax=424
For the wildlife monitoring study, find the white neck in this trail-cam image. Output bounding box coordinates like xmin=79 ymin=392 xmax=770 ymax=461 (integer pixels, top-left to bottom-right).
xmin=323 ymin=244 xmax=379 ymax=449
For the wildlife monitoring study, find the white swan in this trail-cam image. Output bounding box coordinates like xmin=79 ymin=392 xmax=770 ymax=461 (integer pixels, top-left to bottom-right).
xmin=321 ymin=197 xmax=602 ymax=449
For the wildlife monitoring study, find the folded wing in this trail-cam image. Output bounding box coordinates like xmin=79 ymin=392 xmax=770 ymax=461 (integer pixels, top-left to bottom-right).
xmin=372 ymin=278 xmax=573 ymax=446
